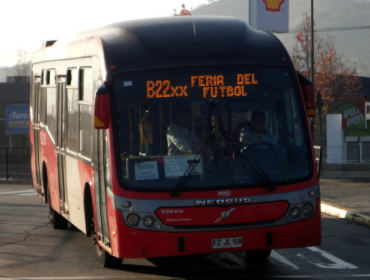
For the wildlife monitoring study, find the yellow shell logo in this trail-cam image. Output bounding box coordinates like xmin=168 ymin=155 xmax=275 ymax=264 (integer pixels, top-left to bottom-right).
xmin=262 ymin=0 xmax=285 ymax=12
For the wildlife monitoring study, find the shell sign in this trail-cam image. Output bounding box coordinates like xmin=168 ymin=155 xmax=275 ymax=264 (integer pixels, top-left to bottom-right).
xmin=263 ymin=0 xmax=285 ymax=12
xmin=249 ymin=0 xmax=289 ymax=33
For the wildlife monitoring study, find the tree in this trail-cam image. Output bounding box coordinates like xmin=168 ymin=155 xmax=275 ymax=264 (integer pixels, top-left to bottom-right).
xmin=290 ymin=13 xmax=362 ymax=145
xmin=174 ymin=4 xmax=191 ymax=16
xmin=11 ymin=50 xmax=31 ymax=77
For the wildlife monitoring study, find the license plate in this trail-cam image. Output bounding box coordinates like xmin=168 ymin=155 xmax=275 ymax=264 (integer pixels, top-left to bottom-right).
xmin=212 ymin=237 xmax=243 ymax=249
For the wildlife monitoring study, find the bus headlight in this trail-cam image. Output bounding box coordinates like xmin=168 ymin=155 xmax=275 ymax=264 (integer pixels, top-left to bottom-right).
xmin=144 ymin=216 xmax=154 ymax=227
xmin=127 ymin=214 xmax=140 ymax=226
xmin=302 ymin=203 xmax=314 ymax=216
xmin=290 ymin=207 xmax=300 ymax=218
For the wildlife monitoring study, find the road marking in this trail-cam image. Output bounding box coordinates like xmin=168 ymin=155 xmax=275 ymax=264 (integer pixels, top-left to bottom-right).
xmin=0 ymin=190 xmax=35 ymax=196
xmin=19 ymin=193 xmax=38 ymax=196
xmin=0 ymin=277 xmax=171 ymax=280
xmin=297 ymin=246 xmax=358 ymax=269
xmin=270 ymin=250 xmax=300 ymax=270
xmin=3 ymin=275 xmax=370 ymax=279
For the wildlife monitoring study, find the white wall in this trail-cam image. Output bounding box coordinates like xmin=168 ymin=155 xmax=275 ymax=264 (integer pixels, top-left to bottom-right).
xmin=327 ymin=114 xmax=343 ymax=163
xmin=0 ymin=67 xmax=9 ymax=82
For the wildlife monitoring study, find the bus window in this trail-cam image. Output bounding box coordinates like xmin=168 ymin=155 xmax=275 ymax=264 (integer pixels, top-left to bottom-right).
xmin=46 ymin=87 xmax=57 ymax=143
xmin=67 ymin=88 xmax=79 ymax=153
xmin=46 ymin=69 xmax=55 ymax=85
xmin=79 ymin=104 xmax=93 ymax=158
xmin=67 ymin=68 xmax=78 ymax=87
xmin=41 ymin=88 xmax=47 ymax=125
xmin=79 ymin=67 xmax=93 ymax=104
xmin=79 ymin=67 xmax=93 ymax=158
xmin=113 ymin=66 xmax=311 ymax=191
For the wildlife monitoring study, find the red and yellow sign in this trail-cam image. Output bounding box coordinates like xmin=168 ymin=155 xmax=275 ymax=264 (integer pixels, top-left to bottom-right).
xmin=262 ymin=0 xmax=285 ymax=12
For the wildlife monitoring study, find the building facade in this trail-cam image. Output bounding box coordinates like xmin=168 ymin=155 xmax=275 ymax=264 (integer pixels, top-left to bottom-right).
xmin=0 ymin=76 xmax=30 ymax=148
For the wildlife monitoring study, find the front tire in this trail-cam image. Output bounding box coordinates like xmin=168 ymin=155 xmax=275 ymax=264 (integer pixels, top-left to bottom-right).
xmin=96 ymin=243 xmax=123 ymax=268
xmin=245 ymin=249 xmax=272 ymax=262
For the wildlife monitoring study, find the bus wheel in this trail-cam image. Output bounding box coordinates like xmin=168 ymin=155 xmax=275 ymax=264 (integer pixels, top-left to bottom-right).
xmin=47 ymin=187 xmax=68 ymax=230
xmin=96 ymin=244 xmax=123 ymax=268
xmin=90 ymin=216 xmax=122 ymax=268
xmin=244 ymin=249 xmax=272 ymax=262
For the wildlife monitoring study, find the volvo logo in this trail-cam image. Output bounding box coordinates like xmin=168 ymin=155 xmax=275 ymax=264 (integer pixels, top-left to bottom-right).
xmin=195 ymin=197 xmax=252 ymax=206
xmin=214 ymin=208 xmax=236 ymax=223
xmin=161 ymin=210 xmax=184 ymax=214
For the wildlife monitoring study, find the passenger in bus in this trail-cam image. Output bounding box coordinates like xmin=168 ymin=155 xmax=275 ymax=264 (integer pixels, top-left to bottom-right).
xmin=167 ymin=106 xmax=204 ymax=155
xmin=239 ymin=111 xmax=278 ymax=149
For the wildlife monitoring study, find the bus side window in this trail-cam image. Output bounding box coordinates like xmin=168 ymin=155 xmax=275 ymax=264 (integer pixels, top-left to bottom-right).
xmin=41 ymin=87 xmax=47 ymax=125
xmin=79 ymin=67 xmax=93 ymax=158
xmin=67 ymin=88 xmax=79 ymax=153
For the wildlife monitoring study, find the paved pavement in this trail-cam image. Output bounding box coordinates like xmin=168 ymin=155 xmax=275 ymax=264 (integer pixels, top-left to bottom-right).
xmin=1 ymin=179 xmax=369 ymax=227
xmin=320 ymin=178 xmax=370 ymax=227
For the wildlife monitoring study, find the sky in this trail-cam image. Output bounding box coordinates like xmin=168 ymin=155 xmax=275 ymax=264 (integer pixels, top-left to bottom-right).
xmin=1 ymin=0 xmax=370 ymax=68
xmin=0 ymin=0 xmax=210 ymax=66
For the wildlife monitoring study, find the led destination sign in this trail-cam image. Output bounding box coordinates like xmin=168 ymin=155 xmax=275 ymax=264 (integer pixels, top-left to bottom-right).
xmin=146 ymin=73 xmax=259 ymax=99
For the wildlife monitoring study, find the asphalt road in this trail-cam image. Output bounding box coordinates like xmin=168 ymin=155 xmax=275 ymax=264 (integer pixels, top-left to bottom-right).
xmin=1 ymin=184 xmax=370 ymax=280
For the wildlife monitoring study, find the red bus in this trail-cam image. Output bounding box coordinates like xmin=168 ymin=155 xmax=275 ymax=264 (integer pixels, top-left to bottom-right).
xmin=30 ymin=16 xmax=320 ymax=267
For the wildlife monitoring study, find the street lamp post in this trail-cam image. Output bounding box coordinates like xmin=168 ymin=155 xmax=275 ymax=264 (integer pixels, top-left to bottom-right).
xmin=311 ymin=0 xmax=315 ymax=143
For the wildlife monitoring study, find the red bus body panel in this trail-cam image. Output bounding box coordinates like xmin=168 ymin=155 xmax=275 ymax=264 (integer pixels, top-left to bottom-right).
xmin=156 ymin=201 xmax=289 ymax=226
xmin=113 ymin=199 xmax=321 ymax=259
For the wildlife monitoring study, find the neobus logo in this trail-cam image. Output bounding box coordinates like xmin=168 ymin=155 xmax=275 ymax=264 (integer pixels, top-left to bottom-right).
xmin=161 ymin=210 xmax=184 ymax=214
xmin=196 ymin=197 xmax=252 ymax=206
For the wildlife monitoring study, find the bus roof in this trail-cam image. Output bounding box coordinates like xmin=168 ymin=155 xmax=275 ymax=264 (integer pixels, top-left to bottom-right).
xmin=32 ymin=16 xmax=293 ymax=80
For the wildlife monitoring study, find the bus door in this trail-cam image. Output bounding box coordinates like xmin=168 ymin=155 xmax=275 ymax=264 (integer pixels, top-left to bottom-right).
xmin=94 ymin=130 xmax=111 ymax=247
xmin=33 ymin=81 xmax=42 ymax=193
xmin=57 ymin=80 xmax=69 ymax=214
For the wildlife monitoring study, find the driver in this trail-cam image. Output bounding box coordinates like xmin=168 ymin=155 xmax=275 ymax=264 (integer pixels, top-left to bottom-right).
xmin=167 ymin=106 xmax=204 ymax=155
xmin=240 ymin=111 xmax=278 ymax=148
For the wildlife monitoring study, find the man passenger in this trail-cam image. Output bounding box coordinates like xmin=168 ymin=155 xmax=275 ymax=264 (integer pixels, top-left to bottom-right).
xmin=240 ymin=111 xmax=278 ymax=148
xmin=167 ymin=106 xmax=204 ymax=155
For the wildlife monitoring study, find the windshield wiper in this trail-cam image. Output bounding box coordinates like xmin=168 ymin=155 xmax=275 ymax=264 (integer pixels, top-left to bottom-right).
xmin=170 ymin=133 xmax=213 ymax=197
xmin=220 ymin=99 xmax=276 ymax=191
xmin=218 ymin=105 xmax=229 ymax=169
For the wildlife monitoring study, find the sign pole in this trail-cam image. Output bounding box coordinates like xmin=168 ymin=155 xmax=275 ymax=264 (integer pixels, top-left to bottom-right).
xmin=310 ymin=0 xmax=315 ymax=144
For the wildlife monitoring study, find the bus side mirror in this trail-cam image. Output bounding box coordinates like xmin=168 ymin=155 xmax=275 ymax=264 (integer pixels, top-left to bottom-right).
xmin=297 ymin=71 xmax=316 ymax=118
xmin=94 ymin=84 xmax=111 ymax=129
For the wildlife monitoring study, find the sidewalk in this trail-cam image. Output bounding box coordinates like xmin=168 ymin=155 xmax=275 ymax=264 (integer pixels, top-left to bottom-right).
xmin=320 ymin=178 xmax=370 ymax=227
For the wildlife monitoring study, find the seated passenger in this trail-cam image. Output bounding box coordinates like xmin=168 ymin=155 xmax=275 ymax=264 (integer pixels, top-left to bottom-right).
xmin=240 ymin=111 xmax=278 ymax=148
xmin=167 ymin=106 xmax=204 ymax=155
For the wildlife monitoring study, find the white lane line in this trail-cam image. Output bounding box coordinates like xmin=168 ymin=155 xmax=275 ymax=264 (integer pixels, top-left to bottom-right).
xmin=3 ymin=275 xmax=370 ymax=279
xmin=19 ymin=193 xmax=38 ymax=196
xmin=270 ymin=250 xmax=300 ymax=271
xmin=207 ymin=250 xmax=300 ymax=272
xmin=0 ymin=277 xmax=171 ymax=280
xmin=297 ymin=246 xmax=358 ymax=269
xmin=321 ymin=203 xmax=348 ymax=218
xmin=0 ymin=190 xmax=35 ymax=196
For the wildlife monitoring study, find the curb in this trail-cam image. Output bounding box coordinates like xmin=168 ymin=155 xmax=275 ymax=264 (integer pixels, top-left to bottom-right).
xmin=0 ymin=180 xmax=32 ymax=185
xmin=321 ymin=202 xmax=370 ymax=227
xmin=320 ymin=177 xmax=370 ymax=182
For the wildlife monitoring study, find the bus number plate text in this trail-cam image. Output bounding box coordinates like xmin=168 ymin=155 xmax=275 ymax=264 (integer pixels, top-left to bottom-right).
xmin=212 ymin=237 xmax=242 ymax=249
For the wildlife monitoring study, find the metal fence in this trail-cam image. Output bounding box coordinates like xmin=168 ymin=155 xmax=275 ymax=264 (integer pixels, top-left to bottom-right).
xmin=0 ymin=148 xmax=31 ymax=180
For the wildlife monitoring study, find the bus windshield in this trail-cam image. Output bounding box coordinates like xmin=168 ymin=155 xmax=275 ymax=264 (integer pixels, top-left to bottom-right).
xmin=113 ymin=66 xmax=311 ymax=192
